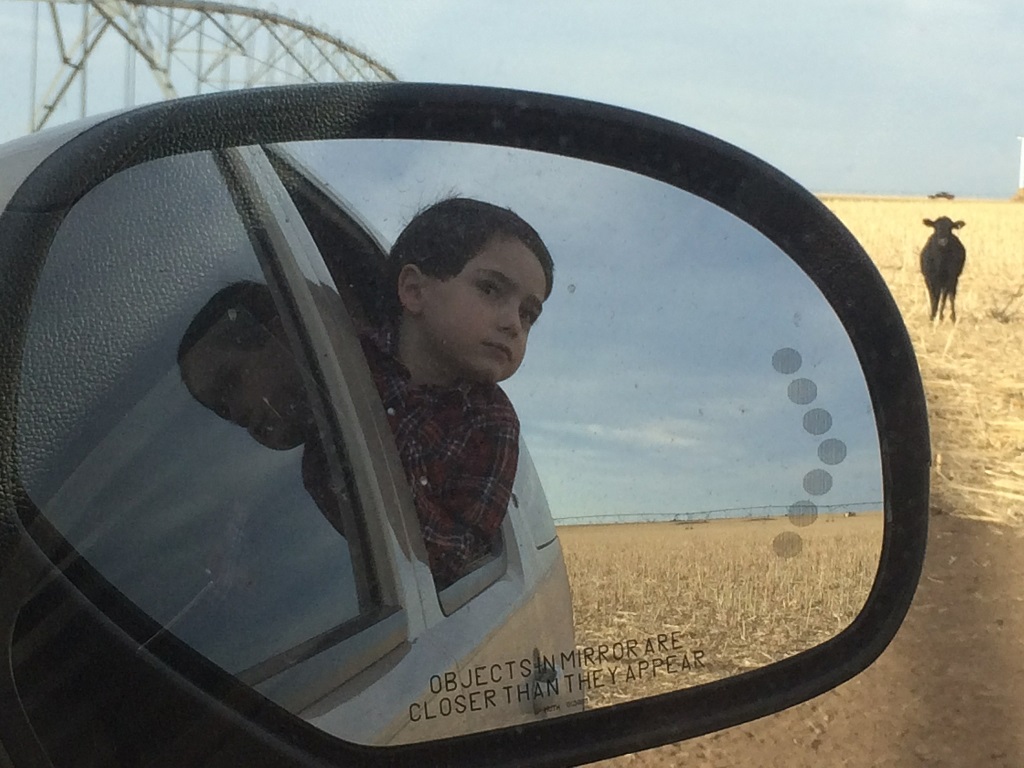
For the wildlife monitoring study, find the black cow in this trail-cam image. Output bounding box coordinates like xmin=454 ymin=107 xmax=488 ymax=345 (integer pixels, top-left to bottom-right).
xmin=920 ymin=216 xmax=966 ymax=322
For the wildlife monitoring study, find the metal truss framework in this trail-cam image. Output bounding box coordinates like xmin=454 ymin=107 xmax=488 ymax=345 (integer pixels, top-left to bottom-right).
xmin=21 ymin=0 xmax=397 ymax=132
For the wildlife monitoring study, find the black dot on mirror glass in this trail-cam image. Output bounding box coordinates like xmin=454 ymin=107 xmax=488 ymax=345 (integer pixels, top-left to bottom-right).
xmin=803 ymin=408 xmax=833 ymax=435
xmin=788 ymin=500 xmax=818 ymax=527
xmin=803 ymin=469 xmax=833 ymax=496
xmin=818 ymin=438 xmax=848 ymax=465
xmin=772 ymin=348 xmax=802 ymax=375
xmin=773 ymin=531 xmax=803 ymax=558
xmin=788 ymin=378 xmax=817 ymax=405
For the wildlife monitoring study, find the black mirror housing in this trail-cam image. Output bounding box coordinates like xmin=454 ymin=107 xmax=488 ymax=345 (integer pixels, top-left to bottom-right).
xmin=0 ymin=82 xmax=928 ymax=767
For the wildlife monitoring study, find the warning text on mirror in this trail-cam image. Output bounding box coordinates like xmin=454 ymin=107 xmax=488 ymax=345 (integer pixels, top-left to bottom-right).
xmin=409 ymin=632 xmax=705 ymax=722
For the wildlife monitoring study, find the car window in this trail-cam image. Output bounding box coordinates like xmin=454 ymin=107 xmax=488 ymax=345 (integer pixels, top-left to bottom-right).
xmin=15 ymin=151 xmax=381 ymax=676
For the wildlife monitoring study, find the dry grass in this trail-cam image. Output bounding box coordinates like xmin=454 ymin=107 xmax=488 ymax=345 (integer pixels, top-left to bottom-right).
xmin=821 ymin=196 xmax=1024 ymax=526
xmin=559 ymin=516 xmax=882 ymax=708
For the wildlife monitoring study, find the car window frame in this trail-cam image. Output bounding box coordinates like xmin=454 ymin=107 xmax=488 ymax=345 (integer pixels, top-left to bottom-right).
xmin=223 ymin=141 xmax=455 ymax=644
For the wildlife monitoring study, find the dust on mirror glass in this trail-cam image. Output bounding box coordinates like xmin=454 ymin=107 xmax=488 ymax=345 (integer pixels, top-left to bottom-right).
xmin=275 ymin=139 xmax=885 ymax=732
xmin=16 ymin=139 xmax=883 ymax=748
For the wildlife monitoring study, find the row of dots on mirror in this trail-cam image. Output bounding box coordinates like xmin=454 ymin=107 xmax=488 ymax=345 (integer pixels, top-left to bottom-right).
xmin=771 ymin=348 xmax=848 ymax=558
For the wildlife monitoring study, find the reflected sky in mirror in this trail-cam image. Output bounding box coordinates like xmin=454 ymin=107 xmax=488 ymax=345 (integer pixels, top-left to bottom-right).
xmin=280 ymin=139 xmax=882 ymax=525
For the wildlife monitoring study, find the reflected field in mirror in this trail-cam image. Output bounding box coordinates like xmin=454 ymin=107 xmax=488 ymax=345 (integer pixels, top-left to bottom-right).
xmin=560 ymin=513 xmax=882 ymax=707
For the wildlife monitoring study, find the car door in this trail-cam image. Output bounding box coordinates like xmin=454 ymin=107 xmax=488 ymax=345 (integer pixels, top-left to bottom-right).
xmin=10 ymin=142 xmax=422 ymax=759
xmin=9 ymin=136 xmax=577 ymax=760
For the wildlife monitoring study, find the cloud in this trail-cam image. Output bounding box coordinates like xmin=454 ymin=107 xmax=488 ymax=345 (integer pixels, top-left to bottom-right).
xmin=533 ymin=418 xmax=703 ymax=451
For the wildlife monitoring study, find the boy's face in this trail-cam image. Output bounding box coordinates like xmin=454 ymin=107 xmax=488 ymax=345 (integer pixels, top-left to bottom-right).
xmin=398 ymin=236 xmax=547 ymax=386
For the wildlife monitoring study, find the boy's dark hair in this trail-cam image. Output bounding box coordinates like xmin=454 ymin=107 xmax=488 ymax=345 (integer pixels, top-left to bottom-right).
xmin=177 ymin=281 xmax=278 ymax=364
xmin=382 ymin=197 xmax=554 ymax=320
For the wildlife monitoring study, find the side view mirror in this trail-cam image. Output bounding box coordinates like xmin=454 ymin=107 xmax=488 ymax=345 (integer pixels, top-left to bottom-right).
xmin=0 ymin=83 xmax=928 ymax=767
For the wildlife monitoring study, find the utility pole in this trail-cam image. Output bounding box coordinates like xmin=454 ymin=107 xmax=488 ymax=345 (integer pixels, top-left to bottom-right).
xmin=1018 ymin=136 xmax=1024 ymax=196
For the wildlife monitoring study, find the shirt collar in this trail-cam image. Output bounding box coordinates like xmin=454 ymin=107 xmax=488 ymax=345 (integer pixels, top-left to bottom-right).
xmin=367 ymin=322 xmax=480 ymax=398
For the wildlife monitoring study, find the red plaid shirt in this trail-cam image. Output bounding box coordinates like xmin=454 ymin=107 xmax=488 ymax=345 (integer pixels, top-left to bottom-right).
xmin=360 ymin=327 xmax=519 ymax=588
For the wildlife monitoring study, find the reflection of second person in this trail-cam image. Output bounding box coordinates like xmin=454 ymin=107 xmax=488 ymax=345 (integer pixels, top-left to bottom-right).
xmin=364 ymin=197 xmax=554 ymax=589
xmin=176 ymin=282 xmax=341 ymax=526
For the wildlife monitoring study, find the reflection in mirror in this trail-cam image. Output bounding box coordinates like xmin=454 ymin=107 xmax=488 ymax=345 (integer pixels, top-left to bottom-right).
xmin=14 ymin=139 xmax=883 ymax=750
xmin=278 ymin=138 xmax=884 ymax=714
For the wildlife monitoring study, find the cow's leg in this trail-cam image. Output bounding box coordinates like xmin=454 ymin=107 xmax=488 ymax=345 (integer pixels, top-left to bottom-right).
xmin=926 ymin=282 xmax=940 ymax=321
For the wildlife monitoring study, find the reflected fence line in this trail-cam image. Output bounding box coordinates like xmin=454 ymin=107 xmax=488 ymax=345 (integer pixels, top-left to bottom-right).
xmin=553 ymin=501 xmax=884 ymax=527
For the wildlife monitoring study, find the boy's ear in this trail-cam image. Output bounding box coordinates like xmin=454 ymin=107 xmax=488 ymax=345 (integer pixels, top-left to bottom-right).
xmin=396 ymin=263 xmax=428 ymax=315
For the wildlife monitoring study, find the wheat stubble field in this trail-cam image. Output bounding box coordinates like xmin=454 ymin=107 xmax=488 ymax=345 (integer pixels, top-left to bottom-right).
xmin=558 ymin=516 xmax=882 ymax=708
xmin=572 ymin=196 xmax=1024 ymax=766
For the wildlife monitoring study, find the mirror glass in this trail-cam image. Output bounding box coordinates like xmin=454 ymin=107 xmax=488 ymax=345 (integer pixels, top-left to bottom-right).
xmin=15 ymin=138 xmax=882 ymax=747
xmin=279 ymin=137 xmax=884 ymax=703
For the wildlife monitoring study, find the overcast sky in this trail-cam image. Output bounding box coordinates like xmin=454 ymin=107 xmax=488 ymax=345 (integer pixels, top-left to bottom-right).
xmin=1 ymin=0 xmax=1022 ymax=198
